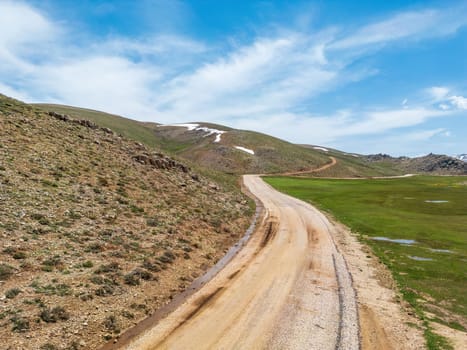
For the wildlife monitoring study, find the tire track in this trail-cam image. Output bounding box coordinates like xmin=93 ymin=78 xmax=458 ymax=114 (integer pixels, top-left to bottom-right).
xmin=111 ymin=175 xmax=360 ymax=350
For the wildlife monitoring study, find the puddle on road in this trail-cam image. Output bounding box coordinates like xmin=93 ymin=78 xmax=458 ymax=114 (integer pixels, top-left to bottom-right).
xmin=429 ymin=248 xmax=453 ymax=254
xmin=372 ymin=236 xmax=416 ymax=245
xmin=408 ymin=256 xmax=434 ymax=261
xmin=424 ymin=200 xmax=449 ymax=203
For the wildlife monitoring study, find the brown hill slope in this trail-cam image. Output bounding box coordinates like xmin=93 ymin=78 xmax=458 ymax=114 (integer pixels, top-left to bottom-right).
xmin=0 ymin=94 xmax=250 ymax=349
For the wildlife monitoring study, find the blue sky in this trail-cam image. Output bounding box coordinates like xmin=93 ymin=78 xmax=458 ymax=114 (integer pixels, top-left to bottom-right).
xmin=0 ymin=0 xmax=466 ymax=156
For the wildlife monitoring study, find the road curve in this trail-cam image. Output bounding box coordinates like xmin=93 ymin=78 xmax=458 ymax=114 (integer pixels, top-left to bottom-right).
xmin=122 ymin=175 xmax=360 ymax=350
xmin=282 ymin=156 xmax=337 ymax=176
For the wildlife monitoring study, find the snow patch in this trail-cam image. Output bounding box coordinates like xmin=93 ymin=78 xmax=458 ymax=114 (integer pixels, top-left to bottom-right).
xmin=234 ymin=146 xmax=255 ymax=155
xmin=424 ymin=200 xmax=449 ymax=203
xmin=160 ymin=123 xmax=226 ymax=143
xmin=313 ymin=146 xmax=329 ymax=152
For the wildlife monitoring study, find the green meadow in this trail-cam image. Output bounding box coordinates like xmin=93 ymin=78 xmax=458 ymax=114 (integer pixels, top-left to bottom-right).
xmin=265 ymin=176 xmax=467 ymax=347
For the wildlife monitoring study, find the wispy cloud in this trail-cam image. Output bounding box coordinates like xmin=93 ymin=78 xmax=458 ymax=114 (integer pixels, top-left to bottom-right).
xmin=330 ymin=7 xmax=467 ymax=50
xmin=0 ymin=1 xmax=465 ymax=155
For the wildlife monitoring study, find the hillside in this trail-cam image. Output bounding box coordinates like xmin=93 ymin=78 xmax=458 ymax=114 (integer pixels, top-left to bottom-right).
xmin=298 ymin=145 xmax=403 ymax=177
xmin=35 ymin=104 xmax=466 ymax=177
xmin=35 ymin=104 xmax=333 ymax=175
xmin=1 ymin=95 xmax=251 ymax=349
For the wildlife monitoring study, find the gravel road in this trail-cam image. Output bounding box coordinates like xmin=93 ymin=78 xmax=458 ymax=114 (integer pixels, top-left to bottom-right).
xmin=117 ymin=175 xmax=360 ymax=349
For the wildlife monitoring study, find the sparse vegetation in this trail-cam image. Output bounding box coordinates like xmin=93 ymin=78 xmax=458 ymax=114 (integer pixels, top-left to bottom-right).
xmin=0 ymin=94 xmax=250 ymax=348
xmin=40 ymin=306 xmax=70 ymax=323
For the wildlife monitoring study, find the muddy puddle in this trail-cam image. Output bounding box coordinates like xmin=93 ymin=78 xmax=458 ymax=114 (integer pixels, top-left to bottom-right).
xmin=429 ymin=248 xmax=453 ymax=254
xmin=372 ymin=237 xmax=416 ymax=245
xmin=408 ymin=256 xmax=434 ymax=261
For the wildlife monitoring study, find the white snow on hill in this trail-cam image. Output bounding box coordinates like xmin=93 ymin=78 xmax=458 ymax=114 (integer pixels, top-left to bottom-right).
xmin=234 ymin=146 xmax=255 ymax=155
xmin=313 ymin=146 xmax=329 ymax=152
xmin=160 ymin=123 xmax=226 ymax=143
xmin=456 ymin=154 xmax=467 ymax=162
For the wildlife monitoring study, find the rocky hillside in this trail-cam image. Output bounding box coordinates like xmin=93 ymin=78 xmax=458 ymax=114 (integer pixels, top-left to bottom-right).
xmin=365 ymin=153 xmax=467 ymax=175
xmin=0 ymin=94 xmax=251 ymax=349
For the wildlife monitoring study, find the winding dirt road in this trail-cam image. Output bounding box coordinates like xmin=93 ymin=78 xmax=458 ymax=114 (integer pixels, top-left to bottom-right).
xmin=282 ymin=156 xmax=337 ymax=176
xmin=120 ymin=175 xmax=359 ymax=350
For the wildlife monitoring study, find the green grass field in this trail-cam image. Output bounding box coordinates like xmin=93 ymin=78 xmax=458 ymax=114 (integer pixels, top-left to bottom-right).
xmin=265 ymin=175 xmax=467 ymax=348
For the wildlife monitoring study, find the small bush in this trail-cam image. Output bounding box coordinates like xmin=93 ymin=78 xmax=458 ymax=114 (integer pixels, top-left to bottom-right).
xmin=95 ymin=285 xmax=115 ymax=297
xmin=11 ymin=316 xmax=29 ymax=332
xmin=103 ymin=315 xmax=120 ymax=334
xmin=124 ymin=268 xmax=152 ymax=286
xmin=13 ymin=251 xmax=27 ymax=259
xmin=85 ymin=242 xmax=103 ymax=253
xmin=141 ymin=259 xmax=161 ymax=272
xmin=146 ymin=218 xmax=158 ymax=227
xmin=82 ymin=260 xmax=93 ymax=268
xmin=5 ymin=288 xmax=21 ymax=299
xmin=0 ymin=264 xmax=15 ymax=280
xmin=40 ymin=306 xmax=70 ymax=323
xmin=94 ymin=262 xmax=120 ymax=274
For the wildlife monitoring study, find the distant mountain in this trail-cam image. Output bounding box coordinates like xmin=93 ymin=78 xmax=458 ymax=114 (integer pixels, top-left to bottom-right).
xmin=365 ymin=153 xmax=467 ymax=175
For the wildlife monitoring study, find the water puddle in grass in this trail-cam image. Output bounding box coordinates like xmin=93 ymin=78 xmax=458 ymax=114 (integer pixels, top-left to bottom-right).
xmin=424 ymin=200 xmax=449 ymax=203
xmin=408 ymin=256 xmax=434 ymax=261
xmin=429 ymin=248 xmax=453 ymax=254
xmin=372 ymin=236 xmax=416 ymax=245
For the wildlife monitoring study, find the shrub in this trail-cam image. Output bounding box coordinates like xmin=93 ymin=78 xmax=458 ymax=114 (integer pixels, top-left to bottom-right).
xmin=82 ymin=260 xmax=93 ymax=268
xmin=124 ymin=268 xmax=152 ymax=286
xmin=11 ymin=316 xmax=29 ymax=332
xmin=40 ymin=306 xmax=70 ymax=323
xmin=0 ymin=264 xmax=15 ymax=280
xmin=5 ymin=288 xmax=21 ymax=299
xmin=141 ymin=259 xmax=160 ymax=272
xmin=13 ymin=251 xmax=27 ymax=259
xmin=95 ymin=285 xmax=115 ymax=297
xmin=103 ymin=315 xmax=120 ymax=334
xmin=94 ymin=262 xmax=120 ymax=274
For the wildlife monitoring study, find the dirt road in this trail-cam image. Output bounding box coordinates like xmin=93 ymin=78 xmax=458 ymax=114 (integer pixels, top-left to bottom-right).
xmin=120 ymin=175 xmax=359 ymax=349
xmin=282 ymin=156 xmax=337 ymax=176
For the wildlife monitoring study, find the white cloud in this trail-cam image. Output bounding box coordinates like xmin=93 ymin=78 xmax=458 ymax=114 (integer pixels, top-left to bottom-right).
xmin=427 ymin=86 xmax=450 ymax=101
xmin=32 ymin=56 xmax=158 ymax=117
xmin=449 ymin=95 xmax=467 ymax=110
xmin=438 ymin=103 xmax=450 ymax=110
xmin=0 ymin=1 xmax=465 ymax=155
xmin=403 ymin=128 xmax=448 ymax=141
xmin=330 ymin=7 xmax=467 ymax=50
xmin=426 ymin=87 xmax=467 ymax=111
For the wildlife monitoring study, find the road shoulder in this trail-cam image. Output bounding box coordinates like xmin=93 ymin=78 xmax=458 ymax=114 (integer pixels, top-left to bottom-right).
xmin=328 ymin=217 xmax=426 ymax=349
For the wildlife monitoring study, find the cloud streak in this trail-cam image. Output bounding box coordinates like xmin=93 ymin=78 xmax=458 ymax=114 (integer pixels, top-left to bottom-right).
xmin=0 ymin=1 xmax=466 ymax=155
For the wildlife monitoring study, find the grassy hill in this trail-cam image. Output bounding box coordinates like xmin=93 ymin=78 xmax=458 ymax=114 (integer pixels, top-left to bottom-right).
xmin=2 ymin=95 xmax=251 ymax=349
xmin=35 ymin=104 xmax=466 ymax=177
xmin=35 ymin=104 xmax=335 ymax=174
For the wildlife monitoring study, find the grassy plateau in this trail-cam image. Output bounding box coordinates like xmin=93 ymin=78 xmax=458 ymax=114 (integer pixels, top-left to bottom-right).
xmin=265 ymin=175 xmax=467 ymax=348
